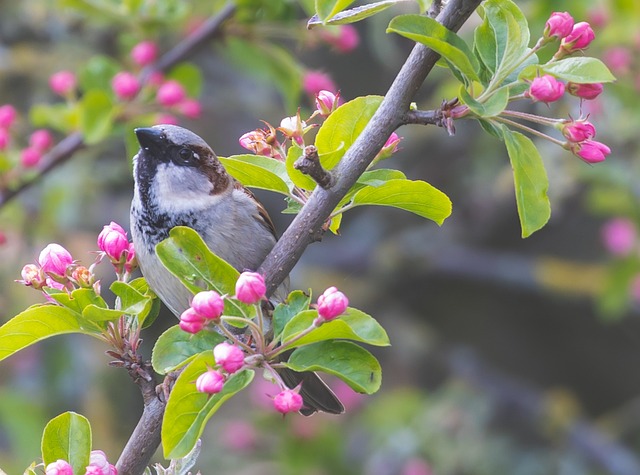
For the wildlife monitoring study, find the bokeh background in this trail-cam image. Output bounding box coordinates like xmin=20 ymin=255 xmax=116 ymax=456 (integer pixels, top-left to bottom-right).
xmin=1 ymin=0 xmax=640 ymax=473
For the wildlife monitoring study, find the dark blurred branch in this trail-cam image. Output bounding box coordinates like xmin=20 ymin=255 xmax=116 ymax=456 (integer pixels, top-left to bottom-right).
xmin=0 ymin=2 xmax=236 ymax=211
xmin=259 ymin=0 xmax=483 ymax=296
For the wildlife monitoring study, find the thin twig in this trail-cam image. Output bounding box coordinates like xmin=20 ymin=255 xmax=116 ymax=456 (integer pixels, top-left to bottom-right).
xmin=294 ymin=145 xmax=334 ymax=189
xmin=401 ymin=109 xmax=444 ymax=126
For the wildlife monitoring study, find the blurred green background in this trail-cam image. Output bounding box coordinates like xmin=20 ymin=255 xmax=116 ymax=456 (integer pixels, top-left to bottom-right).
xmin=1 ymin=0 xmax=640 ymax=473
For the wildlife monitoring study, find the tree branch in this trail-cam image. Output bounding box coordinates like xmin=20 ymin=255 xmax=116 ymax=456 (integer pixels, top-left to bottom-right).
xmin=0 ymin=2 xmax=236 ymax=211
xmin=259 ymin=0 xmax=483 ymax=296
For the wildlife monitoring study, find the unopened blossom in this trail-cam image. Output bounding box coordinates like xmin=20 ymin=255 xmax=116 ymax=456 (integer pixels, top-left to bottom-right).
xmin=0 ymin=104 xmax=17 ymax=128
xmin=238 ymin=129 xmax=278 ymax=157
xmin=315 ymin=90 xmax=339 ymax=117
xmin=235 ymin=271 xmax=266 ymax=304
xmin=320 ymin=25 xmax=360 ymax=53
xmin=49 ymin=71 xmax=77 ymax=96
xmin=157 ymin=80 xmax=186 ymax=107
xmin=278 ymin=115 xmax=306 ymax=145
xmin=544 ymin=12 xmax=574 ymax=39
xmin=20 ymin=147 xmax=42 ymax=168
xmin=45 ymin=459 xmax=74 ymax=475
xmin=39 ymin=243 xmax=73 ymax=277
xmin=525 ymin=75 xmax=565 ymax=103
xmin=214 ymin=342 xmax=245 ymax=373
xmin=179 ymin=307 xmax=207 ymax=334
xmin=567 ymin=82 xmax=603 ymax=100
xmin=20 ymin=264 xmax=44 ymax=288
xmin=72 ymin=265 xmax=92 ymax=287
xmin=316 ymin=286 xmax=349 ymax=321
xmin=88 ymin=450 xmax=115 ymax=475
xmin=131 ymin=40 xmax=158 ymax=66
xmin=191 ymin=290 xmax=224 ymax=321
xmin=601 ymin=218 xmax=636 ymax=256
xmin=178 ymin=98 xmax=202 ymax=119
xmin=561 ymin=119 xmax=596 ymax=143
xmin=111 ymin=71 xmax=140 ymax=100
xmin=124 ymin=242 xmax=137 ymax=273
xmin=155 ymin=113 xmax=179 ymax=125
xmin=196 ymin=369 xmax=225 ymax=394
xmin=561 ymin=22 xmax=595 ymax=53
xmin=571 ymin=139 xmax=610 ymax=163
xmin=604 ymin=47 xmax=632 ymax=75
xmin=273 ymin=388 xmax=303 ymax=414
xmin=97 ymin=222 xmax=129 ymax=262
xmin=29 ymin=129 xmax=54 ymax=151
xmin=303 ymin=71 xmax=337 ymax=96
xmin=376 ymin=132 xmax=403 ymax=160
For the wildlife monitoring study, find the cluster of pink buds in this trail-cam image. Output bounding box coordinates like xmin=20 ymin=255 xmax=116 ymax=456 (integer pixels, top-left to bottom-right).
xmin=45 ymin=450 xmax=117 ymax=475
xmin=0 ymin=103 xmax=54 ymax=168
xmin=18 ymin=243 xmax=94 ymax=292
xmin=195 ymin=342 xmax=246 ymax=395
xmin=179 ymin=290 xmax=225 ymax=333
xmin=97 ymin=222 xmax=137 ymax=276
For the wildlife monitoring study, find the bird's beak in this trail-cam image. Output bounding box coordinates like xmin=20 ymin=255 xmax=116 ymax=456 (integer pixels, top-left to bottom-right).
xmin=134 ymin=127 xmax=166 ymax=151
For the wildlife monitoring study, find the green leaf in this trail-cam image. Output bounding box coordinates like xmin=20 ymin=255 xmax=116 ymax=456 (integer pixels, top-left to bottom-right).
xmin=350 ymin=178 xmax=452 ymax=225
xmin=502 ymin=128 xmax=550 ymax=238
xmin=542 ymin=57 xmax=616 ymax=84
xmin=129 ymin=277 xmax=161 ymax=328
xmin=474 ymin=9 xmax=498 ymax=78
xmin=281 ymin=308 xmax=390 ymax=348
xmin=0 ymin=305 xmax=93 ymax=363
xmin=30 ymin=103 xmax=79 ymax=134
xmin=79 ymin=90 xmax=114 ymax=145
xmin=459 ymin=85 xmax=509 ymax=118
xmin=162 ymin=353 xmax=254 ymax=459
xmin=315 ymin=95 xmax=383 ymax=169
xmin=167 ymin=63 xmax=203 ymax=98
xmin=307 ymin=0 xmax=406 ymax=26
xmin=79 ymin=55 xmax=121 ymax=92
xmin=82 ymin=305 xmax=123 ymax=324
xmin=152 ymin=325 xmax=225 ymax=374
xmin=315 ymin=0 xmax=356 ymax=21
xmin=478 ymin=118 xmax=504 ymax=139
xmin=273 ymin=290 xmax=312 ymax=341
xmin=220 ymin=154 xmax=292 ymax=195
xmin=41 ymin=412 xmax=91 ymax=475
xmin=387 ymin=15 xmax=479 ymax=82
xmin=285 ymin=340 xmax=382 ymax=394
xmin=357 ymin=168 xmax=407 ymax=186
xmin=47 ymin=288 xmax=106 ymax=316
xmin=155 ymin=226 xmax=251 ymax=318
xmin=110 ymin=280 xmax=155 ymax=326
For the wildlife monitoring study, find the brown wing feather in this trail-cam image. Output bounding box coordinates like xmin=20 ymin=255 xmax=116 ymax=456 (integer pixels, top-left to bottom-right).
xmin=233 ymin=180 xmax=277 ymax=239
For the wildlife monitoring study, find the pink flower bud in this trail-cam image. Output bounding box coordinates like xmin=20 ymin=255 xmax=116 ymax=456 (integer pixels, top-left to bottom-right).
xmin=20 ymin=263 xmax=45 ymax=288
xmin=196 ymin=369 xmax=225 ymax=394
xmin=131 ymin=40 xmax=158 ymax=66
xmin=20 ymin=147 xmax=42 ymax=168
xmin=316 ymin=286 xmax=349 ymax=321
xmin=84 ymin=466 xmax=103 ymax=475
xmin=178 ymin=98 xmax=202 ymax=119
xmin=561 ymin=22 xmax=595 ymax=53
xmin=273 ymin=388 xmax=303 ymax=414
xmin=72 ymin=265 xmax=93 ymax=287
xmin=567 ymin=82 xmax=603 ymax=100
xmin=88 ymin=450 xmax=112 ymax=475
xmin=0 ymin=128 xmax=10 ymax=150
xmin=29 ymin=129 xmax=54 ymax=151
xmin=315 ymin=90 xmax=339 ymax=117
xmin=157 ymin=80 xmax=186 ymax=107
xmin=192 ymin=290 xmax=224 ymax=321
xmin=0 ymin=104 xmax=17 ymax=128
xmin=544 ymin=12 xmax=574 ymax=39
xmin=124 ymin=242 xmax=137 ymax=273
xmin=45 ymin=459 xmax=74 ymax=475
xmin=278 ymin=115 xmax=306 ymax=145
xmin=39 ymin=243 xmax=73 ymax=276
xmin=98 ymin=221 xmax=129 ymax=262
xmin=302 ymin=71 xmax=337 ymax=96
xmin=601 ymin=218 xmax=636 ymax=256
xmin=235 ymin=271 xmax=266 ymax=304
xmin=525 ymin=75 xmax=565 ymax=103
xmin=179 ymin=307 xmax=207 ymax=334
xmin=49 ymin=71 xmax=77 ymax=96
xmin=561 ymin=119 xmax=596 ymax=143
xmin=214 ymin=342 xmax=245 ymax=373
xmin=376 ymin=132 xmax=403 ymax=160
xmin=571 ymin=139 xmax=611 ymax=163
xmin=155 ymin=113 xmax=180 ymax=125
xmin=239 ymin=130 xmax=271 ymax=156
xmin=111 ymin=71 xmax=140 ymax=100
xmin=320 ymin=25 xmax=360 ymax=53
xmin=147 ymin=71 xmax=165 ymax=87
xmin=604 ymin=47 xmax=632 ymax=75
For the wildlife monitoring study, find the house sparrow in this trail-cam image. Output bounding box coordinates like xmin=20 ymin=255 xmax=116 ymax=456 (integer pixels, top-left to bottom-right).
xmin=130 ymin=124 xmax=343 ymax=415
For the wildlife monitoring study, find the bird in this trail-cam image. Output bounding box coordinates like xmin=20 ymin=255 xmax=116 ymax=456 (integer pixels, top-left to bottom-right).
xmin=130 ymin=124 xmax=344 ymax=415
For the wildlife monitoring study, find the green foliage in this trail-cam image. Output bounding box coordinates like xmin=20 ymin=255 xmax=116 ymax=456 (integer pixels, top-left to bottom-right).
xmin=285 ymin=340 xmax=382 ymax=393
xmin=220 ymin=154 xmax=293 ymax=195
xmin=314 ymin=0 xmax=356 ymax=21
xmin=162 ymin=352 xmax=254 ymax=459
xmin=273 ymin=290 xmax=312 ymax=341
xmin=41 ymin=412 xmax=91 ymax=475
xmin=152 ymin=325 xmax=225 ymax=374
xmin=521 ymin=57 xmax=616 ymax=84
xmin=308 ymin=0 xmax=406 ymax=26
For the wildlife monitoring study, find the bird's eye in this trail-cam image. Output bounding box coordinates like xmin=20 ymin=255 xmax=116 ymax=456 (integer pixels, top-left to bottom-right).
xmin=178 ymin=148 xmax=195 ymax=163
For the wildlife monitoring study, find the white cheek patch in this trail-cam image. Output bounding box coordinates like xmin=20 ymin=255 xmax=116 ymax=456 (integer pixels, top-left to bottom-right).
xmin=152 ymin=163 xmax=226 ymax=213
